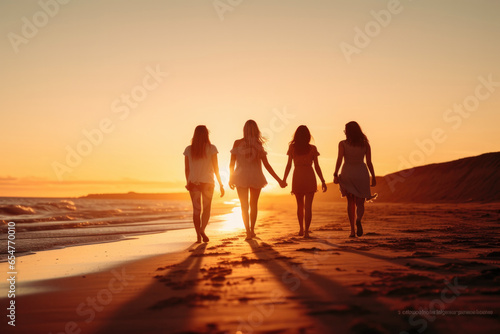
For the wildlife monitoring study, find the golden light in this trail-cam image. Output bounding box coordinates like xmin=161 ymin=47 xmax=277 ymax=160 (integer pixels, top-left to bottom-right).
xmin=218 ymin=200 xmax=244 ymax=232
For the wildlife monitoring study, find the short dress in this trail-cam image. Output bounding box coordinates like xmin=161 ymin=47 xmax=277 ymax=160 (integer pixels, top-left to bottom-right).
xmin=287 ymin=145 xmax=319 ymax=194
xmin=339 ymin=140 xmax=375 ymax=200
xmin=230 ymin=140 xmax=267 ymax=189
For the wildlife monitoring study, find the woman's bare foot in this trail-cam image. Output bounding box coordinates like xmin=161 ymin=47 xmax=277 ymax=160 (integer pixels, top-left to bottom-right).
xmin=245 ymin=232 xmax=252 ymax=240
xmin=200 ymin=232 xmax=209 ymax=242
xmin=196 ymin=234 xmax=202 ymax=243
xmin=356 ymin=220 xmax=363 ymax=237
xmin=349 ymin=232 xmax=356 ymax=238
xmin=304 ymin=231 xmax=311 ymax=239
xmin=251 ymin=231 xmax=256 ymax=238
xmin=298 ymin=229 xmax=304 ymax=236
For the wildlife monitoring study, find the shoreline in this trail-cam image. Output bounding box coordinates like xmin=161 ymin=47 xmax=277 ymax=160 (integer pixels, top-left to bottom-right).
xmin=0 ymin=207 xmax=241 ymax=294
xmin=0 ymin=198 xmax=236 ymax=263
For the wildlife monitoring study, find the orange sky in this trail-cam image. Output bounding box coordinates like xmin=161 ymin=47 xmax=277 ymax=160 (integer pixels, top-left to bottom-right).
xmin=1 ymin=0 xmax=499 ymax=197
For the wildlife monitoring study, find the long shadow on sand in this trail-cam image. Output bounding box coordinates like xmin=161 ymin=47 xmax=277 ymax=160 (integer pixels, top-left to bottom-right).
xmin=246 ymin=239 xmax=419 ymax=334
xmin=94 ymin=243 xmax=207 ymax=334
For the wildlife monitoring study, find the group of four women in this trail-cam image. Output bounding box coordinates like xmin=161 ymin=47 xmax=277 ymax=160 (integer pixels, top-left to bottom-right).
xmin=183 ymin=120 xmax=376 ymax=242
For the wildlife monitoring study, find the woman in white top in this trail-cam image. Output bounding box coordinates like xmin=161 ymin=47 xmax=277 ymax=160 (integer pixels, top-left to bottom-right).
xmin=184 ymin=125 xmax=224 ymax=243
xmin=229 ymin=120 xmax=286 ymax=240
xmin=333 ymin=121 xmax=377 ymax=238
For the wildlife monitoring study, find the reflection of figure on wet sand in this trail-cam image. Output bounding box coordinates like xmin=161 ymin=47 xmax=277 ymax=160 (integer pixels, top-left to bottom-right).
xmin=283 ymin=125 xmax=327 ymax=238
xmin=229 ymin=120 xmax=286 ymax=240
xmin=333 ymin=121 xmax=377 ymax=238
xmin=184 ymin=125 xmax=225 ymax=243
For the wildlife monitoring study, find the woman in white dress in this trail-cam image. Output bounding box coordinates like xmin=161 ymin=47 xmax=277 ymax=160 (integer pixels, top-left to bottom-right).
xmin=229 ymin=120 xmax=286 ymax=240
xmin=333 ymin=121 xmax=377 ymax=237
xmin=184 ymin=125 xmax=224 ymax=243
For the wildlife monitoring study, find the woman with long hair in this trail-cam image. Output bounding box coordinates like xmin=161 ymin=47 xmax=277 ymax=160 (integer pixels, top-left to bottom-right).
xmin=283 ymin=125 xmax=327 ymax=238
xmin=333 ymin=121 xmax=376 ymax=237
xmin=184 ymin=125 xmax=224 ymax=243
xmin=229 ymin=120 xmax=286 ymax=240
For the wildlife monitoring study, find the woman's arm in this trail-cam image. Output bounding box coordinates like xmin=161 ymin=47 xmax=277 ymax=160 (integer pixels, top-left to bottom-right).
xmin=313 ymin=156 xmax=327 ymax=192
xmin=229 ymin=140 xmax=238 ymax=190
xmin=283 ymin=155 xmax=293 ymax=184
xmin=333 ymin=141 xmax=344 ymax=184
xmin=365 ymin=143 xmax=376 ymax=186
xmin=229 ymin=154 xmax=236 ymax=189
xmin=262 ymin=155 xmax=286 ymax=188
xmin=212 ymin=154 xmax=225 ymax=197
xmin=184 ymin=156 xmax=190 ymax=190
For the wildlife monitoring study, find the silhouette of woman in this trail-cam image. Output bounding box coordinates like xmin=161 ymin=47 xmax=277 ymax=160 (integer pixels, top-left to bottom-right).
xmin=229 ymin=120 xmax=286 ymax=240
xmin=184 ymin=125 xmax=224 ymax=243
xmin=283 ymin=125 xmax=327 ymax=238
xmin=333 ymin=121 xmax=376 ymax=237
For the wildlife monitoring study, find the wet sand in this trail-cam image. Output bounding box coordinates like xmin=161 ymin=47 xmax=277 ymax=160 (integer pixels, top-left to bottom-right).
xmin=3 ymin=202 xmax=500 ymax=334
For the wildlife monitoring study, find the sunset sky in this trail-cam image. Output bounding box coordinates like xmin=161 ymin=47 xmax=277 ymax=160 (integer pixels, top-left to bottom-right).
xmin=1 ymin=0 xmax=499 ymax=197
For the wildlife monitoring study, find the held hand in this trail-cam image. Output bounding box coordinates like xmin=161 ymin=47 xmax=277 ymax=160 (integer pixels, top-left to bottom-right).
xmin=185 ymin=182 xmax=192 ymax=191
xmin=333 ymin=176 xmax=339 ymax=184
xmin=220 ymin=185 xmax=225 ymax=197
xmin=279 ymin=180 xmax=287 ymax=188
xmin=371 ymin=178 xmax=377 ymax=187
xmin=321 ymin=181 xmax=327 ymax=192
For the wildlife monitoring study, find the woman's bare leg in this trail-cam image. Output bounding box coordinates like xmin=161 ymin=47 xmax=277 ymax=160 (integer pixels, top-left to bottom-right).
xmin=304 ymin=193 xmax=314 ymax=238
xmin=249 ymin=187 xmax=261 ymax=236
xmin=189 ymin=190 xmax=202 ymax=243
xmin=236 ymin=187 xmax=250 ymax=237
xmin=347 ymin=194 xmax=356 ymax=237
xmin=355 ymin=196 xmax=365 ymax=236
xmin=199 ymin=185 xmax=214 ymax=242
xmin=355 ymin=197 xmax=365 ymax=222
xmin=295 ymin=194 xmax=305 ymax=235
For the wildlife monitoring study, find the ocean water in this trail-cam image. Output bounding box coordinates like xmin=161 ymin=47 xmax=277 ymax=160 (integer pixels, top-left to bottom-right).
xmin=0 ymin=197 xmax=222 ymax=261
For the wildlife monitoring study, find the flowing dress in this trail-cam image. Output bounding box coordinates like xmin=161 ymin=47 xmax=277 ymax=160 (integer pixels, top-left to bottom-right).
xmin=230 ymin=140 xmax=267 ymax=189
xmin=287 ymin=145 xmax=319 ymax=194
xmin=339 ymin=140 xmax=374 ymax=199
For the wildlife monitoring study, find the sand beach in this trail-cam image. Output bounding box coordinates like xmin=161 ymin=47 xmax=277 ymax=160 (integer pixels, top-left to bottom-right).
xmin=2 ymin=201 xmax=499 ymax=334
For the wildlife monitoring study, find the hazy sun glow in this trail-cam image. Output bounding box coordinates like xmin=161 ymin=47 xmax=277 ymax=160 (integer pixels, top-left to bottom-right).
xmin=218 ymin=201 xmax=244 ymax=232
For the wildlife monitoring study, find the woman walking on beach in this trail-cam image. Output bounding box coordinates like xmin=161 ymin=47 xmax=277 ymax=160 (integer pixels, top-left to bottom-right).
xmin=333 ymin=121 xmax=376 ymax=238
xmin=184 ymin=125 xmax=225 ymax=243
xmin=283 ymin=125 xmax=327 ymax=238
xmin=229 ymin=120 xmax=286 ymax=240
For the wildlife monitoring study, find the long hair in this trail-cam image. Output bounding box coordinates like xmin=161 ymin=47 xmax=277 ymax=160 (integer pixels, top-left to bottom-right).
xmin=243 ymin=120 xmax=266 ymax=146
xmin=345 ymin=121 xmax=368 ymax=147
xmin=191 ymin=125 xmax=211 ymax=159
xmin=290 ymin=125 xmax=312 ymax=155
